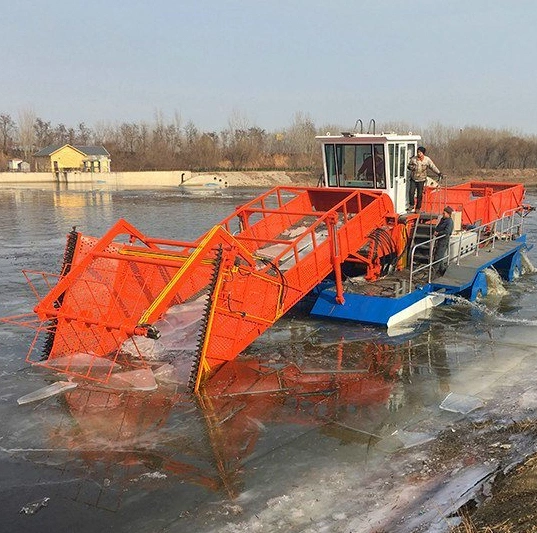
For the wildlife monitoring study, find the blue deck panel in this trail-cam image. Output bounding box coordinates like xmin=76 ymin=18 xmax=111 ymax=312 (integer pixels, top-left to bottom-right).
xmin=310 ymin=285 xmax=434 ymax=325
xmin=431 ymin=239 xmax=526 ymax=294
xmin=311 ymin=238 xmax=526 ymax=326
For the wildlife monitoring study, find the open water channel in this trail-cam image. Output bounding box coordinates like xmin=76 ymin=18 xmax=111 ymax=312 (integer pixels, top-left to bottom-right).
xmin=1 ymin=184 xmax=537 ymax=533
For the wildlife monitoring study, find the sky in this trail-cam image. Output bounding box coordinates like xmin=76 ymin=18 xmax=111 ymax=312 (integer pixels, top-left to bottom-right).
xmin=3 ymin=0 xmax=537 ymax=135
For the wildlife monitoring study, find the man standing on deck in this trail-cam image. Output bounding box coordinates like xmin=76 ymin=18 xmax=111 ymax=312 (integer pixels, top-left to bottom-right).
xmin=434 ymin=206 xmax=454 ymax=275
xmin=407 ymin=146 xmax=443 ymax=212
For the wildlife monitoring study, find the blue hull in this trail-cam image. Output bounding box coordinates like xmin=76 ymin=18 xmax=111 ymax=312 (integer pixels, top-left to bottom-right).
xmin=311 ymin=284 xmax=437 ymax=326
xmin=311 ymin=238 xmax=527 ymax=327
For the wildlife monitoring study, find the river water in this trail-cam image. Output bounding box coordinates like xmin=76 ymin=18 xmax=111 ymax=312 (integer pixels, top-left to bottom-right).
xmin=1 ymin=184 xmax=537 ymax=533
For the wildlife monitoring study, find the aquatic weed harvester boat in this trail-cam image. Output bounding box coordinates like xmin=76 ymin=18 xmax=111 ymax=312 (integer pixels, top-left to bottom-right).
xmin=1 ymin=126 xmax=533 ymax=393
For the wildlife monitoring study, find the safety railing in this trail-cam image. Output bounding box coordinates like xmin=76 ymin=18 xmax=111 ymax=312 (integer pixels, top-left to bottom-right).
xmin=408 ymin=207 xmax=525 ymax=292
xmin=408 ymin=234 xmax=444 ymax=291
xmin=454 ymin=206 xmax=524 ymax=264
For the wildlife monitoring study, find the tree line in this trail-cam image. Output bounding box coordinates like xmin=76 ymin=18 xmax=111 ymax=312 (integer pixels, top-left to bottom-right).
xmin=1 ymin=111 xmax=537 ymax=175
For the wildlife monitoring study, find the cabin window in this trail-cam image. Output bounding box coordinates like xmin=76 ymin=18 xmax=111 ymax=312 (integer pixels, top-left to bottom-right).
xmin=388 ymin=144 xmax=395 ymax=187
xmin=324 ymin=144 xmax=339 ymax=186
xmin=392 ymin=144 xmax=400 ymax=180
xmin=335 ymin=144 xmax=344 ymax=185
xmin=373 ymin=144 xmax=385 ymax=188
xmin=407 ymin=143 xmax=415 ymax=169
xmin=399 ymin=144 xmax=407 ymax=176
xmin=323 ymin=143 xmax=385 ymax=188
xmin=343 ymin=145 xmax=358 ymax=183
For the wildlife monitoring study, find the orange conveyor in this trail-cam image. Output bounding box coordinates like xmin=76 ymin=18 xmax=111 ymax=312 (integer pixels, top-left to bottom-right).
xmin=8 ymin=187 xmax=395 ymax=392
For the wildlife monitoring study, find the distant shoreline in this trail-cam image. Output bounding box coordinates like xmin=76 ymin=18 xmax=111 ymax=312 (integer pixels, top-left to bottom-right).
xmin=0 ymin=170 xmax=316 ymax=190
xmin=1 ymin=169 xmax=536 ymax=190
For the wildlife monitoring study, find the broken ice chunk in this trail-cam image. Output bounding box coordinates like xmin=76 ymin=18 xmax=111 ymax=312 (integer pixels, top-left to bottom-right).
xmin=392 ymin=429 xmax=436 ymax=449
xmin=17 ymin=381 xmax=78 ymax=405
xmin=439 ymin=392 xmax=485 ymax=414
xmin=19 ymin=497 xmax=50 ymax=514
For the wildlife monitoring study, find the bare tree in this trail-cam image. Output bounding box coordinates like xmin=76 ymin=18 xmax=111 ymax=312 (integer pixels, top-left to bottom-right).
xmin=77 ymin=122 xmax=93 ymax=144
xmin=284 ymin=112 xmax=317 ymax=168
xmin=4 ymin=109 xmax=537 ymax=174
xmin=17 ymin=108 xmax=37 ymax=160
xmin=222 ymin=111 xmax=261 ymax=169
xmin=119 ymin=122 xmax=140 ymax=153
xmin=67 ymin=127 xmax=76 ymax=145
xmin=184 ymin=120 xmax=199 ymax=146
xmin=34 ymin=118 xmax=54 ymax=148
xmin=54 ymin=123 xmax=70 ymax=144
xmin=93 ymin=121 xmax=112 ymax=144
xmin=0 ymin=114 xmax=16 ymax=154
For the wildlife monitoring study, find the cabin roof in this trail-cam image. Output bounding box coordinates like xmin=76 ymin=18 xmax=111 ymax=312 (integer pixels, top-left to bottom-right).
xmin=316 ymin=133 xmax=422 ymax=143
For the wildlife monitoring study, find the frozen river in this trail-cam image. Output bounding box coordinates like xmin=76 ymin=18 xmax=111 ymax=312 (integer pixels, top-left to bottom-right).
xmin=1 ymin=184 xmax=537 ymax=532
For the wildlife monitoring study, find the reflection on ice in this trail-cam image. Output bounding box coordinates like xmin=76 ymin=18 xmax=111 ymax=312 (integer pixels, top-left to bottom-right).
xmin=8 ymin=292 xmax=534 ymax=532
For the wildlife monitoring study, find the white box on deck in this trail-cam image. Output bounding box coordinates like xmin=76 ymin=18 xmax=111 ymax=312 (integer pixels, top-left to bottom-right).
xmin=449 ymin=230 xmax=478 ymax=259
xmin=452 ymin=211 xmax=462 ymax=231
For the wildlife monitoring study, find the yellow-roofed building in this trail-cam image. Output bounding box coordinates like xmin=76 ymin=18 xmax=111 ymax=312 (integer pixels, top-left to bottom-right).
xmin=33 ymin=144 xmax=111 ymax=173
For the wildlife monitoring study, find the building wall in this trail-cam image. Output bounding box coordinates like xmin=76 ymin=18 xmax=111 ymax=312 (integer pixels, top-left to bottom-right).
xmin=51 ymin=146 xmax=86 ymax=171
xmin=34 ymin=148 xmax=83 ymax=172
xmin=95 ymin=156 xmax=111 ymax=172
xmin=0 ymin=172 xmax=53 ymax=183
xmin=99 ymin=156 xmax=111 ymax=172
xmin=78 ymin=170 xmax=191 ymax=187
xmin=83 ymin=156 xmax=111 ymax=173
xmin=34 ymin=146 xmax=91 ymax=172
xmin=0 ymin=170 xmax=192 ymax=187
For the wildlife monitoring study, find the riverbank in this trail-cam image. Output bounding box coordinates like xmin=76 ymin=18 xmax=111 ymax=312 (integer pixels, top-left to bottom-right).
xmin=185 ymin=171 xmax=316 ymax=187
xmin=454 ymin=444 xmax=537 ymax=532
xmin=189 ymin=169 xmax=537 ymax=188
xmin=0 ymin=170 xmax=317 ymax=189
xmin=2 ymin=168 xmax=537 ymax=190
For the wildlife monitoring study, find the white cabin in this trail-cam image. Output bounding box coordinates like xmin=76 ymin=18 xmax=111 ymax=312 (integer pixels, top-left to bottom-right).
xmin=316 ymin=132 xmax=423 ymax=215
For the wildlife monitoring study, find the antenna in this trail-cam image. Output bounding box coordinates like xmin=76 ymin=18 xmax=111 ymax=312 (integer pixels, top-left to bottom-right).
xmin=354 ymin=119 xmax=363 ymax=134
xmin=367 ymin=119 xmax=376 ymax=134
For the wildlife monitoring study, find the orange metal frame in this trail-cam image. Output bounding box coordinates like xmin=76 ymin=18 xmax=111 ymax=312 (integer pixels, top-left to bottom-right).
xmin=4 ymin=187 xmax=396 ymax=391
xmin=423 ymin=181 xmax=526 ymax=226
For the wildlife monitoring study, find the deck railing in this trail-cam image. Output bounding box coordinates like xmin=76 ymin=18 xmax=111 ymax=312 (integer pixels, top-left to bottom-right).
xmin=408 ymin=235 xmax=442 ymax=291
xmin=454 ymin=206 xmax=524 ymax=264
xmin=408 ymin=208 xmax=525 ymax=292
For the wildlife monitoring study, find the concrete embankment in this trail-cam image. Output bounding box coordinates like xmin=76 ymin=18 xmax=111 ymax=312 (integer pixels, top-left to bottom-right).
xmin=0 ymin=170 xmax=316 ymax=189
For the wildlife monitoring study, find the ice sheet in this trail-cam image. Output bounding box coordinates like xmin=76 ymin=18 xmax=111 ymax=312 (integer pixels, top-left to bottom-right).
xmin=103 ymin=368 xmax=157 ymax=391
xmin=17 ymin=381 xmax=78 ymax=405
xmin=46 ymin=352 xmax=120 ymax=371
